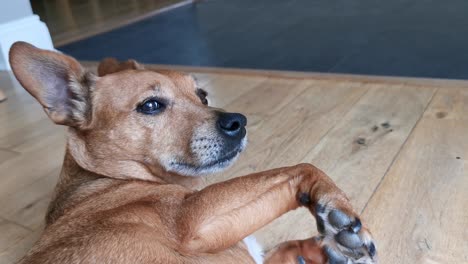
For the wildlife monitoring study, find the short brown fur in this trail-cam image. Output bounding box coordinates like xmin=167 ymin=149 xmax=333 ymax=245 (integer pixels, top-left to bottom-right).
xmin=9 ymin=42 xmax=376 ymax=264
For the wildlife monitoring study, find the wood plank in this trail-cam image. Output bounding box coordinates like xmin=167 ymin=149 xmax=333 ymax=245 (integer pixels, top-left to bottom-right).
xmin=0 ymin=131 xmax=65 ymax=198
xmin=362 ymin=87 xmax=468 ymax=263
xmin=192 ymin=73 xmax=218 ymax=88
xmin=0 ymin=118 xmax=62 ymax=150
xmin=0 ymin=172 xmax=58 ymax=230
xmin=200 ymin=74 xmax=268 ymax=108
xmin=0 ymin=98 xmax=47 ymax=127
xmin=0 ymin=149 xmax=19 ymax=166
xmin=0 ymin=72 xmax=19 ymax=99
xmin=224 ymin=77 xmax=310 ymax=116
xmin=0 ymin=72 xmax=35 ymax=103
xmin=0 ymin=229 xmax=41 ymax=264
xmin=305 ymin=84 xmax=436 ymax=210
xmin=251 ymin=84 xmax=436 ymax=249
xmin=0 ymin=73 xmax=54 ymax=148
xmin=0 ymin=219 xmax=30 ymax=253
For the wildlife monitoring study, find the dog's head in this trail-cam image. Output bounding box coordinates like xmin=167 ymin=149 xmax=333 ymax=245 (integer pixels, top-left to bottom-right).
xmin=9 ymin=42 xmax=247 ymax=181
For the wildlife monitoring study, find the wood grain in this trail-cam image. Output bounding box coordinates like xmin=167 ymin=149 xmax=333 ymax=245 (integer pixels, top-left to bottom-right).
xmin=0 ymin=129 xmax=65 ymax=198
xmin=0 ymin=229 xmax=41 ymax=264
xmin=0 ymin=219 xmax=30 ymax=253
xmin=0 ymin=149 xmax=18 ymax=166
xmin=251 ymin=84 xmax=437 ymax=249
xmin=362 ymin=87 xmax=468 ymax=263
xmin=0 ymin=172 xmax=57 ymax=230
xmin=305 ymin=84 xmax=436 ymax=210
xmin=199 ymin=74 xmax=268 ymax=108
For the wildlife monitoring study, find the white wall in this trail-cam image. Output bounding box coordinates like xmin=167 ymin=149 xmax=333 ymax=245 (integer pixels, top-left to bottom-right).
xmin=0 ymin=0 xmax=53 ymax=70
xmin=0 ymin=0 xmax=33 ymax=23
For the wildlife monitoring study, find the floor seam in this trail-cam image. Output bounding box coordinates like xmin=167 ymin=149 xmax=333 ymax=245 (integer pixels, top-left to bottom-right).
xmin=0 ymin=148 xmax=21 ymax=154
xmin=300 ymin=83 xmax=371 ymax=163
xmin=0 ymin=215 xmax=34 ymax=232
xmin=359 ymin=87 xmax=439 ymax=215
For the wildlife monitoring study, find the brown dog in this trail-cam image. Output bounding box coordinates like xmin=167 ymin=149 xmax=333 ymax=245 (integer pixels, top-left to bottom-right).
xmin=9 ymin=42 xmax=377 ymax=264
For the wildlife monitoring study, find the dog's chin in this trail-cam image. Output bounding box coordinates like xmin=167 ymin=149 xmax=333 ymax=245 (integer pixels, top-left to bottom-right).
xmin=168 ymin=137 xmax=247 ymax=177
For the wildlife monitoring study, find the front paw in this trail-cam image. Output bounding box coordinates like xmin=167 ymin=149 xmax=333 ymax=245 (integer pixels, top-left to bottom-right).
xmin=293 ymin=163 xmax=377 ymax=263
xmin=315 ymin=203 xmax=377 ymax=264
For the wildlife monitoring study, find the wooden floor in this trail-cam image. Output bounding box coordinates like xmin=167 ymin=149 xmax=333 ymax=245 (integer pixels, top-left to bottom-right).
xmin=0 ymin=67 xmax=467 ymax=263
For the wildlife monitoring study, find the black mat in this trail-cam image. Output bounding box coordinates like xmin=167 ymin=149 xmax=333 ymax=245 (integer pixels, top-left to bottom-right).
xmin=60 ymin=0 xmax=468 ymax=79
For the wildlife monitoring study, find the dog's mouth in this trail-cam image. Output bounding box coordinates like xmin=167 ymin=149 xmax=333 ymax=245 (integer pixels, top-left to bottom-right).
xmin=169 ymin=137 xmax=247 ymax=176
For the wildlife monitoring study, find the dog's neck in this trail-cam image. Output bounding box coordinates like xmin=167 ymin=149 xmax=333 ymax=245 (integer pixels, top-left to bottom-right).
xmin=45 ymin=134 xmax=205 ymax=225
xmin=65 ymin=129 xmax=203 ymax=186
xmin=46 ymin=150 xmax=110 ymax=225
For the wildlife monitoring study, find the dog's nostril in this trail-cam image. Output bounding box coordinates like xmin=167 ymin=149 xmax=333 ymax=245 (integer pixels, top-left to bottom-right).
xmin=222 ymin=120 xmax=240 ymax=132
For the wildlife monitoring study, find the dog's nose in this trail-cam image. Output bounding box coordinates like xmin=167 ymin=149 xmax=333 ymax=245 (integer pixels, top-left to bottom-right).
xmin=217 ymin=112 xmax=247 ymax=138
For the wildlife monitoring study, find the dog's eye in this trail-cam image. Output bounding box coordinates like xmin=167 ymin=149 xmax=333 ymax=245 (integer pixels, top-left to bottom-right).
xmin=200 ymin=97 xmax=208 ymax=105
xmin=137 ymin=99 xmax=165 ymax=115
xmin=196 ymin=88 xmax=208 ymax=105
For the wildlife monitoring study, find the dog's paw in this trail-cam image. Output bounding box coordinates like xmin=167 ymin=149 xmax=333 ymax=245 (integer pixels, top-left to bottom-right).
xmin=314 ymin=203 xmax=377 ymax=264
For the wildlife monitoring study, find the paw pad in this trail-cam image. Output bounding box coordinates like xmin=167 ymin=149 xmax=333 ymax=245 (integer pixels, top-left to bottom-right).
xmin=336 ymin=230 xmax=363 ymax=249
xmin=328 ymin=210 xmax=352 ymax=229
xmin=314 ymin=205 xmax=377 ymax=264
xmin=324 ymin=246 xmax=347 ymax=264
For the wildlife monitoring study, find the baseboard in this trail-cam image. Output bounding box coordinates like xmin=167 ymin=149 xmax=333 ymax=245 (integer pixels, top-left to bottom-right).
xmin=0 ymin=15 xmax=54 ymax=70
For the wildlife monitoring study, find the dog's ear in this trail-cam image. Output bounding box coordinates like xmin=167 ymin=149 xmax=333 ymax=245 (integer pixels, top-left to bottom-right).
xmin=97 ymin=57 xmax=144 ymax=76
xmin=9 ymin=42 xmax=96 ymax=128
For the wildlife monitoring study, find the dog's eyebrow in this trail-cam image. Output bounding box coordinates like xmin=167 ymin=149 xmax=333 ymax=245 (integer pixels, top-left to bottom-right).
xmin=148 ymin=83 xmax=161 ymax=92
xmin=195 ymin=88 xmax=208 ymax=105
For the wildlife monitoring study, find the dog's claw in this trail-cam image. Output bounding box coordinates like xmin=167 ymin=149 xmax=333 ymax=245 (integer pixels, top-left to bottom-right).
xmin=350 ymin=218 xmax=362 ymax=233
xmin=366 ymin=242 xmax=376 ymax=258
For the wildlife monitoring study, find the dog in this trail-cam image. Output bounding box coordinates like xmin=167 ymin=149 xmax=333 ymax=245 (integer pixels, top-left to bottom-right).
xmin=9 ymin=41 xmax=377 ymax=264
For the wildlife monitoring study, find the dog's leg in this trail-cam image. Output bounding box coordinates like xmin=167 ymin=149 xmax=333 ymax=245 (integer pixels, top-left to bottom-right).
xmin=263 ymin=237 xmax=325 ymax=264
xmin=177 ymin=164 xmax=376 ymax=263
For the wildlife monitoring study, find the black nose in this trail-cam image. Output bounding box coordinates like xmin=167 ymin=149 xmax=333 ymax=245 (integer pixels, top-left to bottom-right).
xmin=217 ymin=112 xmax=247 ymax=138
